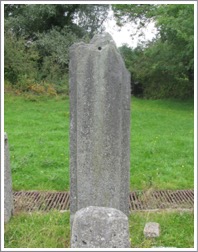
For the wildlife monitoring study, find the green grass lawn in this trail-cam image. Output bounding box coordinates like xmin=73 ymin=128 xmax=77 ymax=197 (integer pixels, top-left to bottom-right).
xmin=4 ymin=210 xmax=194 ymax=248
xmin=131 ymin=98 xmax=194 ymax=190
xmin=4 ymin=94 xmax=194 ymax=191
xmin=4 ymin=93 xmax=194 ymax=249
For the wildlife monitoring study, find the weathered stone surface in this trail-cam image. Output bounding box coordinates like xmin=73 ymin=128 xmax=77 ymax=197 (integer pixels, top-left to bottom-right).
xmin=4 ymin=133 xmax=14 ymax=223
xmin=71 ymin=206 xmax=130 ymax=248
xmin=144 ymin=222 xmax=160 ymax=238
xmin=69 ymin=33 xmax=131 ymax=225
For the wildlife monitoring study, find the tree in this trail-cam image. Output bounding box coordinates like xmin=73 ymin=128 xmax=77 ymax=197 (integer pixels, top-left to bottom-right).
xmin=35 ymin=26 xmax=79 ymax=83
xmin=119 ymin=45 xmax=144 ymax=97
xmin=114 ymin=4 xmax=194 ymax=99
xmin=4 ymin=21 xmax=39 ymax=88
xmin=4 ymin=4 xmax=109 ymax=39
xmin=4 ymin=4 xmax=110 ymax=89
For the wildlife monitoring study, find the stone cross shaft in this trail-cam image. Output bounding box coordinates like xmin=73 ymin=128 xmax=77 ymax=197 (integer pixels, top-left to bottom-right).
xmin=69 ymin=33 xmax=131 ymax=225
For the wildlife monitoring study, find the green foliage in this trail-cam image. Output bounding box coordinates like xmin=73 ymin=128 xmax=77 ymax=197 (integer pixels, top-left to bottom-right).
xmin=116 ymin=4 xmax=194 ymax=99
xmin=119 ymin=45 xmax=143 ymax=96
xmin=4 ymin=4 xmax=109 ymax=38
xmin=113 ymin=4 xmax=157 ymax=27
xmin=156 ymin=5 xmax=194 ymax=77
xmin=74 ymin=4 xmax=109 ymax=36
xmin=35 ymin=26 xmax=78 ymax=83
xmin=4 ymin=4 xmax=109 ymax=91
xmin=4 ymin=24 xmax=39 ymax=88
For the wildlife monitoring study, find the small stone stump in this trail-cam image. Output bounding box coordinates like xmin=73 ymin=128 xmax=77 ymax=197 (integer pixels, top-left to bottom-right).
xmin=71 ymin=206 xmax=130 ymax=248
xmin=144 ymin=222 xmax=160 ymax=238
xmin=4 ymin=133 xmax=14 ymax=223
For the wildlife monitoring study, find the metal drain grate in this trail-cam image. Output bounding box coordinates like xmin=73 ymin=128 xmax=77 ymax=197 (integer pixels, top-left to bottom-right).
xmin=129 ymin=190 xmax=194 ymax=211
xmin=13 ymin=190 xmax=194 ymax=213
xmin=13 ymin=191 xmax=70 ymax=212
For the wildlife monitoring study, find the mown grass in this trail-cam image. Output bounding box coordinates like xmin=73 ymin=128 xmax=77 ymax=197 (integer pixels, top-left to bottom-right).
xmin=4 ymin=93 xmax=194 ymax=249
xmin=4 ymin=94 xmax=70 ymax=191
xmin=4 ymin=210 xmax=194 ymax=248
xmin=4 ymin=94 xmax=194 ymax=191
xmin=129 ymin=211 xmax=194 ymax=248
xmin=4 ymin=211 xmax=71 ymax=248
xmin=131 ymin=98 xmax=194 ymax=190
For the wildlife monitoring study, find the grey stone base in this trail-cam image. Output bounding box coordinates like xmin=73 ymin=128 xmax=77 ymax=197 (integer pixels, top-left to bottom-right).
xmin=71 ymin=206 xmax=130 ymax=248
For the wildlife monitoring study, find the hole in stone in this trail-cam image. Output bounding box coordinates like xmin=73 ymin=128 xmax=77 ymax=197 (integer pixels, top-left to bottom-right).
xmin=82 ymin=240 xmax=87 ymax=245
xmin=98 ymin=47 xmax=102 ymax=50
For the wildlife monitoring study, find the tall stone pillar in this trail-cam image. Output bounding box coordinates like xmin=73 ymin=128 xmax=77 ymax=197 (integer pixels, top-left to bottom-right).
xmin=69 ymin=33 xmax=131 ymax=225
xmin=4 ymin=132 xmax=14 ymax=223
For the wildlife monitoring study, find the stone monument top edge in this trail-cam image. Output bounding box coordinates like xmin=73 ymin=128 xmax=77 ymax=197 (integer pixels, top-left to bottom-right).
xmin=90 ymin=32 xmax=116 ymax=47
xmin=69 ymin=32 xmax=117 ymax=52
xmin=4 ymin=132 xmax=8 ymax=140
